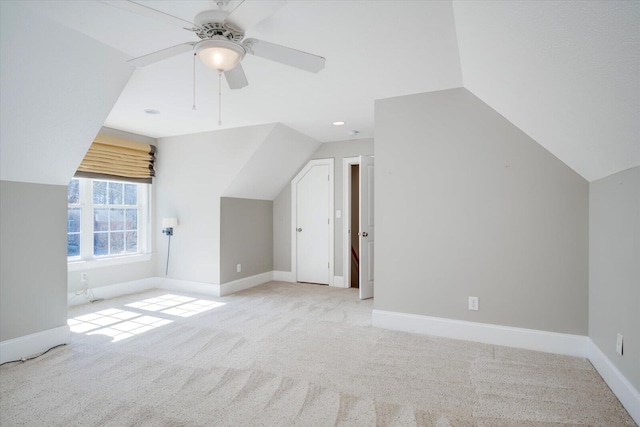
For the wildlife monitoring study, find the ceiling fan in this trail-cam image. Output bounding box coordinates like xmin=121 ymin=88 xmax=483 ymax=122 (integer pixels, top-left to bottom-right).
xmin=100 ymin=0 xmax=326 ymax=90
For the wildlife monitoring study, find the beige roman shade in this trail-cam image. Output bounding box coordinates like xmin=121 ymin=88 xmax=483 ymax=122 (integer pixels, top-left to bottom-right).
xmin=76 ymin=134 xmax=156 ymax=183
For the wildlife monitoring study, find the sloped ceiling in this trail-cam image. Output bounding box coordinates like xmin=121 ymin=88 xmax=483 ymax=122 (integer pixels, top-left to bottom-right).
xmin=3 ymin=1 xmax=638 ymax=184
xmin=22 ymin=0 xmax=463 ymax=143
xmin=0 ymin=2 xmax=134 ymax=186
xmin=223 ymin=123 xmax=321 ymax=200
xmin=453 ymin=0 xmax=640 ymax=182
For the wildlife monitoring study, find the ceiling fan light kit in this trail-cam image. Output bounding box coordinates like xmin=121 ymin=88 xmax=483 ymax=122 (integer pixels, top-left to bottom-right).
xmin=195 ymin=38 xmax=245 ymax=72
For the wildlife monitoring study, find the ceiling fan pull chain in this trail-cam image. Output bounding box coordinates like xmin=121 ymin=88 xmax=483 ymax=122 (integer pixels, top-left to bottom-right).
xmin=218 ymin=71 xmax=223 ymax=126
xmin=192 ymin=53 xmax=197 ymax=110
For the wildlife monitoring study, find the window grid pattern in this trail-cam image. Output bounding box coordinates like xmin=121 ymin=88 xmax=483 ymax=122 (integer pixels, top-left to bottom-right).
xmin=67 ymin=178 xmax=148 ymax=260
xmin=92 ymin=181 xmax=139 ymax=257
xmin=67 ymin=179 xmax=81 ymax=258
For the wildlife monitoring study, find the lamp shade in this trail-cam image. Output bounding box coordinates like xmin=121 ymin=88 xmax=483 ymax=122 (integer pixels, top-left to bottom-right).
xmin=195 ymin=38 xmax=245 ymax=72
xmin=162 ymin=218 xmax=178 ymax=229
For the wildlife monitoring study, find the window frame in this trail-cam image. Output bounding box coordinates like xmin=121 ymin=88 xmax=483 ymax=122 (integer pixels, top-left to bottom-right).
xmin=67 ymin=177 xmax=151 ymax=271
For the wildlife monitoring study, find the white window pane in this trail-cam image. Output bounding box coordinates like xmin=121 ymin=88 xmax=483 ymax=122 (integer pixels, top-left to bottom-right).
xmin=126 ymin=231 xmax=138 ymax=253
xmin=93 ymin=181 xmax=107 ymax=205
xmin=110 ymin=232 xmax=125 ymax=254
xmin=108 ymin=182 xmax=123 ymax=205
xmin=68 ymin=208 xmax=81 ymax=233
xmin=94 ymin=208 xmax=108 ymax=232
xmin=110 ymin=208 xmax=124 ymax=231
xmin=125 ymin=209 xmax=137 ymax=230
xmin=68 ymin=234 xmax=80 ymax=257
xmin=94 ymin=232 xmax=108 ymax=256
xmin=124 ymin=184 xmax=137 ymax=205
xmin=68 ymin=179 xmax=80 ymax=204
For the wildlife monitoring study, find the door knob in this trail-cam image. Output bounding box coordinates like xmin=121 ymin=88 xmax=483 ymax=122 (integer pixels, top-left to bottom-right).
xmin=297 ymin=228 xmax=303 ymax=232
xmin=361 ymin=231 xmax=368 ymax=237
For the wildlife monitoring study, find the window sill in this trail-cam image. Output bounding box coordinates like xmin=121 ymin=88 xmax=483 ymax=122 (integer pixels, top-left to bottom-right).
xmin=68 ymin=253 xmax=152 ymax=272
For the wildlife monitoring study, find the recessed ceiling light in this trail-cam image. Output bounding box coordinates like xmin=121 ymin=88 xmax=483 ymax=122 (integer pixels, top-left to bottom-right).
xmin=332 ymin=121 xmax=345 ymax=126
xmin=144 ymin=109 xmax=160 ymax=115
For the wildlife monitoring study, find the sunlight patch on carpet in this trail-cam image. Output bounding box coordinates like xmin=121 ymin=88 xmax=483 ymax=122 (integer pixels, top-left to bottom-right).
xmin=68 ymin=309 xmax=172 ymax=342
xmin=67 ymin=294 xmax=225 ymax=342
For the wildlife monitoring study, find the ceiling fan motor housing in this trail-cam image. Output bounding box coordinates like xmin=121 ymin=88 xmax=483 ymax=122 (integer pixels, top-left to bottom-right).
xmin=194 ymin=9 xmax=244 ymax=42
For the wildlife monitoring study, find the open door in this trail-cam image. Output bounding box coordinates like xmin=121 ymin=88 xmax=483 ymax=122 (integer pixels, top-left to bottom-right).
xmin=359 ymin=155 xmax=374 ymax=299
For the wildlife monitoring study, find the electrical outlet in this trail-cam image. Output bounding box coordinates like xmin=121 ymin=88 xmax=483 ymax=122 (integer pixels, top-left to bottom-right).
xmin=237 ymin=263 xmax=242 ymax=273
xmin=616 ymin=333 xmax=623 ymax=356
xmin=468 ymin=296 xmax=479 ymax=311
xmin=80 ymin=272 xmax=88 ymax=283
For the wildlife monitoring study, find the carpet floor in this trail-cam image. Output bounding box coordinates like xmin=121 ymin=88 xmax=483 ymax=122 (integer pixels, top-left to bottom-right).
xmin=0 ymin=281 xmax=635 ymax=426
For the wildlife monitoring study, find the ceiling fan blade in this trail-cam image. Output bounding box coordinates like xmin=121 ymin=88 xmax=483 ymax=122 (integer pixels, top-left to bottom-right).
xmin=225 ymin=0 xmax=286 ymax=31
xmin=243 ymin=38 xmax=325 ymax=73
xmin=224 ymin=64 xmax=249 ymax=89
xmin=99 ymin=1 xmax=196 ymax=29
xmin=128 ymin=42 xmax=195 ymax=67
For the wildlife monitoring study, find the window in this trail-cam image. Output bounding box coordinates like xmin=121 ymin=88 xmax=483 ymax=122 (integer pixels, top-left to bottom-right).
xmin=68 ymin=178 xmax=150 ymax=263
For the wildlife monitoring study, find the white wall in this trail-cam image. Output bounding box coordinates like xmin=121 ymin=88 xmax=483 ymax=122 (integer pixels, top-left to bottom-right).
xmin=589 ymin=166 xmax=640 ymax=391
xmin=155 ymin=124 xmax=274 ymax=284
xmin=0 ymin=1 xmax=133 ymax=186
xmin=155 ymin=123 xmax=315 ymax=284
xmin=375 ymin=88 xmax=589 ymax=335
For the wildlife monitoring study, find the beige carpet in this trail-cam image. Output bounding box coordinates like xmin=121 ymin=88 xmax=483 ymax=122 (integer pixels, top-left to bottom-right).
xmin=0 ymin=281 xmax=635 ymax=426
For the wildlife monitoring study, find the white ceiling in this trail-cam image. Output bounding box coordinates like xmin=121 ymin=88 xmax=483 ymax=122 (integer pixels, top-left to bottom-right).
xmin=0 ymin=1 xmax=134 ymax=186
xmin=20 ymin=0 xmax=640 ymax=182
xmin=25 ymin=0 xmax=462 ymax=142
xmin=453 ymin=0 xmax=640 ymax=182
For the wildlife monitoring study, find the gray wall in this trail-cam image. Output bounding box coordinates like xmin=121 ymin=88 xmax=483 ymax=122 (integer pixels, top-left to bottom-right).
xmin=375 ymin=88 xmax=589 ymax=335
xmin=273 ymin=185 xmax=292 ymax=271
xmin=589 ymin=166 xmax=640 ymax=390
xmin=272 ymin=138 xmax=374 ymax=275
xmin=1 ymin=181 xmax=68 ymax=341
xmin=220 ymin=197 xmax=273 ymax=284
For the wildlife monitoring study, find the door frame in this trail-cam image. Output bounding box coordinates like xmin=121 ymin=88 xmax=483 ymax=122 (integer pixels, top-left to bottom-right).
xmin=342 ymin=156 xmax=360 ymax=288
xmin=291 ymin=158 xmax=334 ymax=286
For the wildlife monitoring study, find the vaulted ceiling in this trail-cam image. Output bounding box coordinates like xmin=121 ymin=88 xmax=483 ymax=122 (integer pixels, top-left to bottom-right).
xmin=6 ymin=0 xmax=640 ymax=182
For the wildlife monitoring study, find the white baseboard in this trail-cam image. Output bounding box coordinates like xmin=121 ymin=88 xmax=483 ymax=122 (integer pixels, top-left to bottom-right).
xmin=332 ymin=276 xmax=346 ymax=288
xmin=68 ymin=277 xmax=218 ymax=304
xmin=372 ymin=309 xmax=639 ymax=424
xmin=0 ymin=325 xmax=70 ymax=364
xmin=372 ymin=309 xmax=589 ymax=358
xmin=67 ymin=278 xmax=158 ymax=306
xmin=67 ymin=272 xmax=278 ymax=307
xmin=219 ymin=271 xmax=273 ymax=296
xmin=158 ymin=278 xmax=220 ymax=297
xmin=273 ymin=271 xmax=295 ymax=282
xmin=588 ymin=341 xmax=640 ymax=424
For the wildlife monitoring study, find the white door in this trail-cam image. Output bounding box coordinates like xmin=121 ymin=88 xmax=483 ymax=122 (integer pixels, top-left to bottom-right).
xmin=359 ymin=155 xmax=374 ymax=299
xmin=296 ymin=163 xmax=330 ymax=284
